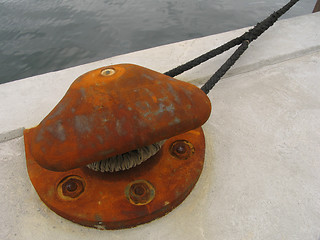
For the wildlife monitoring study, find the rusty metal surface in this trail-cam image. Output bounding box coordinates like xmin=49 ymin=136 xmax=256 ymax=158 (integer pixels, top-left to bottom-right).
xmin=24 ymin=64 xmax=211 ymax=172
xmin=25 ymin=127 xmax=206 ymax=230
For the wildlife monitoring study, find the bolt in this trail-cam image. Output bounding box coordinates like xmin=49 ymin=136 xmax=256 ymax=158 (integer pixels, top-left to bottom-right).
xmin=101 ymin=68 xmax=115 ymax=76
xmin=170 ymin=140 xmax=194 ymax=159
xmin=64 ymin=180 xmax=77 ymax=192
xmin=125 ymin=180 xmax=155 ymax=206
xmin=58 ymin=176 xmax=85 ymax=200
xmin=133 ymin=185 xmax=145 ymax=196
xmin=175 ymin=143 xmax=187 ymax=154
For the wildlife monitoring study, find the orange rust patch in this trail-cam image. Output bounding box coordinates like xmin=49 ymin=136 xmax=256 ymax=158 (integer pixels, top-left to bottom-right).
xmin=24 ymin=64 xmax=211 ymax=172
xmin=25 ymin=128 xmax=205 ymax=230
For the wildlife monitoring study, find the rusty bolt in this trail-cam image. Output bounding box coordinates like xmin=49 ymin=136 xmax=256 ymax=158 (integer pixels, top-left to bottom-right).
xmin=125 ymin=180 xmax=155 ymax=206
xmin=101 ymin=68 xmax=115 ymax=76
xmin=170 ymin=140 xmax=194 ymax=159
xmin=57 ymin=176 xmax=85 ymax=200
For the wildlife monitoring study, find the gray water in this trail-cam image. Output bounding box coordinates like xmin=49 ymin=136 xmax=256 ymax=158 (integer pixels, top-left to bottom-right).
xmin=0 ymin=0 xmax=315 ymax=84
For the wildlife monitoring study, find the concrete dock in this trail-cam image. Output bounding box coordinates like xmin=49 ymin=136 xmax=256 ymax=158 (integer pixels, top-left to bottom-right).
xmin=0 ymin=12 xmax=320 ymax=240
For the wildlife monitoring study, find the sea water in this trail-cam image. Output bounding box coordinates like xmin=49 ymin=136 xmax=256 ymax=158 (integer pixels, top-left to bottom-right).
xmin=0 ymin=0 xmax=315 ymax=84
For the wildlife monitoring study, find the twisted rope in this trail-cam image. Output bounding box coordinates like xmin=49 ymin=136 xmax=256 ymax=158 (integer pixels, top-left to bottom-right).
xmin=88 ymin=0 xmax=300 ymax=172
xmin=165 ymin=0 xmax=300 ymax=95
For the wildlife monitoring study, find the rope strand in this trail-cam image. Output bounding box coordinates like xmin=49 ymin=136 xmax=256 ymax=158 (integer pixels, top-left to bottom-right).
xmin=164 ymin=0 xmax=300 ymax=86
xmin=201 ymin=41 xmax=249 ymax=94
xmin=88 ymin=0 xmax=300 ymax=173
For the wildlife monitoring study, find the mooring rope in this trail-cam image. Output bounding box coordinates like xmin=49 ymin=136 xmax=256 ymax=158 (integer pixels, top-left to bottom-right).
xmin=201 ymin=40 xmax=249 ymax=94
xmin=165 ymin=0 xmax=300 ymax=94
xmin=87 ymin=140 xmax=165 ymax=172
xmin=89 ymin=0 xmax=300 ymax=172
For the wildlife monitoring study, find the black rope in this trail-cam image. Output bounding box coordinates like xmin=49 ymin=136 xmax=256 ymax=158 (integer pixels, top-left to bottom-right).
xmin=164 ymin=0 xmax=300 ymax=94
xmin=201 ymin=40 xmax=249 ymax=94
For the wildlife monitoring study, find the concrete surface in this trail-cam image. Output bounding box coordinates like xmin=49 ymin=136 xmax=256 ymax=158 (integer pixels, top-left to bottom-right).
xmin=1 ymin=12 xmax=320 ymax=240
xmin=1 ymin=13 xmax=320 ymax=139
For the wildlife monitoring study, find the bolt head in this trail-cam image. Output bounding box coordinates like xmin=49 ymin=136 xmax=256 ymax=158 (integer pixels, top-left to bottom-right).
xmin=58 ymin=176 xmax=85 ymax=200
xmin=64 ymin=180 xmax=77 ymax=192
xmin=125 ymin=180 xmax=155 ymax=206
xmin=101 ymin=68 xmax=115 ymax=76
xmin=170 ymin=140 xmax=194 ymax=159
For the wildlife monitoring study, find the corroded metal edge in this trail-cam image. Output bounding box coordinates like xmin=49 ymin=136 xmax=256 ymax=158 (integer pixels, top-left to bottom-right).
xmin=24 ymin=64 xmax=211 ymax=172
xmin=25 ymin=127 xmax=206 ymax=230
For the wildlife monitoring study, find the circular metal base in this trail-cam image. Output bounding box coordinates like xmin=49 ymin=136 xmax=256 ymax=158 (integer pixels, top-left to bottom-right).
xmin=25 ymin=127 xmax=205 ymax=230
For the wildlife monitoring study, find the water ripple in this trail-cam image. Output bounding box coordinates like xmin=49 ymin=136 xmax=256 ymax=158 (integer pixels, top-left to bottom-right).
xmin=0 ymin=0 xmax=315 ymax=84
